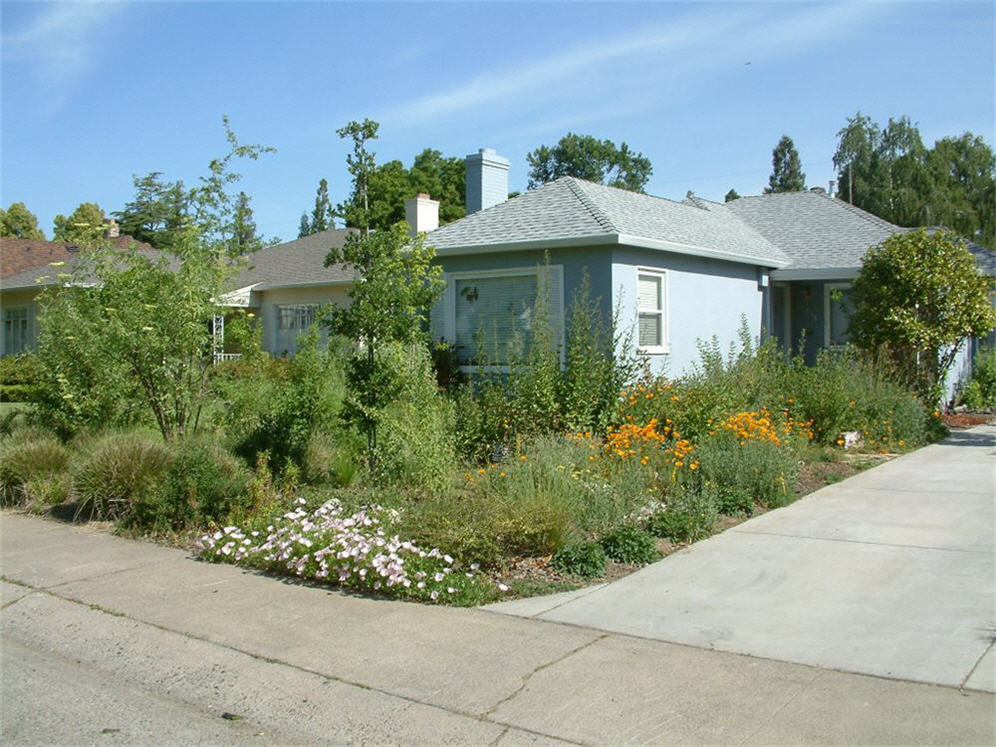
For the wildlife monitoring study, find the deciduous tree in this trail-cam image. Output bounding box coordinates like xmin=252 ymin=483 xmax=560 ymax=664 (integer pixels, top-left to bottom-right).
xmin=0 ymin=202 xmax=45 ymax=239
xmin=36 ymin=119 xmax=273 ymax=440
xmin=52 ymin=202 xmax=107 ymax=243
xmin=325 ymin=119 xmax=445 ymax=465
xmin=526 ymin=133 xmax=652 ymax=192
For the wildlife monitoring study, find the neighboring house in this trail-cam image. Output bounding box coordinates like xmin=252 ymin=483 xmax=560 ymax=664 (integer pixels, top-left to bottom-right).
xmin=0 ymin=234 xmax=155 ymax=356
xmin=218 ymin=229 xmax=356 ymax=356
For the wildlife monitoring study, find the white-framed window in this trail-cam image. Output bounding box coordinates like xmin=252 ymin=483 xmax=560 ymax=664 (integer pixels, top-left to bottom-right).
xmin=637 ymin=269 xmax=668 ymax=353
xmin=2 ymin=306 xmax=31 ymax=356
xmin=435 ymin=265 xmax=564 ymax=367
xmin=274 ymin=303 xmax=324 ymax=355
xmin=278 ymin=304 xmax=317 ymax=331
xmin=824 ymin=282 xmax=854 ymax=348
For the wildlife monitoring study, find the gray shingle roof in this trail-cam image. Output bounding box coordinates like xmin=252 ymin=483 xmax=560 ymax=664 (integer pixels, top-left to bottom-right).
xmin=723 ymin=191 xmax=899 ymax=271
xmin=228 ymin=228 xmax=357 ymax=290
xmin=427 ymin=177 xmax=790 ymax=267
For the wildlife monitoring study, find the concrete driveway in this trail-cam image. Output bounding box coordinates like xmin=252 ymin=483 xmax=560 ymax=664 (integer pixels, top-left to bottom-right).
xmin=488 ymin=425 xmax=995 ymax=692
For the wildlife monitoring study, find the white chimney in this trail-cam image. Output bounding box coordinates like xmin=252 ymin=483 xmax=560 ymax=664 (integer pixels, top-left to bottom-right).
xmin=465 ymin=148 xmax=509 ymax=214
xmin=405 ymin=193 xmax=439 ymax=236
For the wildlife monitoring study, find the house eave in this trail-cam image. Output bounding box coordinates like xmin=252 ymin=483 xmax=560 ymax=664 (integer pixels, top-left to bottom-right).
xmin=253 ymin=279 xmax=355 ymax=292
xmin=771 ymin=267 xmax=861 ymax=281
xmin=614 ymin=233 xmax=789 ymax=269
xmin=432 ymin=232 xmax=788 ymax=268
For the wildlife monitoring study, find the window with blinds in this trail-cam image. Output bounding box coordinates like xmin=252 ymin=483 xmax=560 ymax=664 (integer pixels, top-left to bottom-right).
xmin=637 ymin=271 xmax=666 ymax=350
xmin=455 ymin=274 xmax=539 ymax=364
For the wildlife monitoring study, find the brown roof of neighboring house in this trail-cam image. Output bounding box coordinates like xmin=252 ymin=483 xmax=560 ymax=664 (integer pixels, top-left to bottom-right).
xmin=1 ymin=235 xmax=154 ymax=279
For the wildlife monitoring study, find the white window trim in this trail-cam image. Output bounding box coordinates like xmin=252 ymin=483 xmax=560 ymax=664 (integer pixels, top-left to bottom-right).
xmin=823 ymin=282 xmax=853 ymax=349
xmin=442 ymin=264 xmax=565 ymax=372
xmin=636 ymin=267 xmax=669 ymax=355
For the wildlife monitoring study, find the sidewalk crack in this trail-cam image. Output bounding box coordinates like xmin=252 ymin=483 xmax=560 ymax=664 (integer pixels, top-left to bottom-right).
xmin=735 ymin=669 xmax=823 ymax=746
xmin=959 ymin=633 xmax=995 ymax=693
xmin=480 ymin=633 xmax=608 ymax=720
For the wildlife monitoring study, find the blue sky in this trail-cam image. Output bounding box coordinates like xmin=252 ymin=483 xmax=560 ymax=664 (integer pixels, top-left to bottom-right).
xmin=2 ymin=0 xmax=993 ymax=243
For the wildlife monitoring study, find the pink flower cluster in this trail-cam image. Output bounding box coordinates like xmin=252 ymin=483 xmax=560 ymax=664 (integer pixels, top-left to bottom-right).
xmin=196 ymin=498 xmax=494 ymax=602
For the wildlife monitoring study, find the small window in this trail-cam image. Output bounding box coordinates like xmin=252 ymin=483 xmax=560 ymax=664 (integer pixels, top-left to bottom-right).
xmin=824 ymin=283 xmax=854 ymax=348
xmin=3 ymin=306 xmax=31 ymax=356
xmin=637 ymin=271 xmax=667 ymax=352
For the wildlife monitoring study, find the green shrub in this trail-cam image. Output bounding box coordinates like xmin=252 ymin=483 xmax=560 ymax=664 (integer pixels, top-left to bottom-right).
xmin=599 ymin=525 xmax=658 ymax=564
xmin=551 ymin=541 xmax=606 ymax=579
xmin=370 ymin=343 xmax=457 ymax=494
xmin=962 ymin=346 xmax=996 ymax=409
xmin=0 ymin=354 xmax=45 ymax=402
xmin=715 ymin=486 xmax=754 ymax=516
xmin=215 ymin=327 xmax=346 ymax=473
xmin=645 ymin=487 xmax=718 ymax=543
xmin=697 ymin=432 xmax=799 ymax=509
xmin=130 ymin=437 xmax=251 ymax=530
xmin=72 ymin=431 xmax=172 ymax=521
xmin=0 ymin=431 xmax=70 ymax=507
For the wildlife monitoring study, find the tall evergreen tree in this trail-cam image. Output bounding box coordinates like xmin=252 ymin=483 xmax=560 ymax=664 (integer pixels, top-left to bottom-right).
xmin=229 ymin=192 xmax=262 ymax=255
xmin=112 ymin=172 xmax=189 ymax=250
xmin=765 ymin=135 xmax=806 ymax=193
xmin=298 ymin=212 xmax=311 ymax=238
xmin=309 ymin=178 xmax=334 ymax=233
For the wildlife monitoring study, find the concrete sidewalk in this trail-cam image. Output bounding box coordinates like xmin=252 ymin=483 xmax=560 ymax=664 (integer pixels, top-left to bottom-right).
xmin=489 ymin=425 xmax=996 ymax=694
xmin=2 ymin=430 xmax=995 ymax=744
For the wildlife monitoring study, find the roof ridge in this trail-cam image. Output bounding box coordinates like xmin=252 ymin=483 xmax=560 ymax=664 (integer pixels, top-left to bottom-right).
xmin=562 ymin=177 xmax=618 ymax=233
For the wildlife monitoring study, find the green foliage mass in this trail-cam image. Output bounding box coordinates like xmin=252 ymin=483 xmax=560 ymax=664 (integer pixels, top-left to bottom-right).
xmin=834 ymin=113 xmax=996 ymax=247
xmin=765 ymin=135 xmax=806 ymax=193
xmin=0 ymin=202 xmax=45 ymax=239
xmin=36 ymin=118 xmax=274 ymax=440
xmin=0 ymin=430 xmax=70 ymax=508
xmin=551 ymin=541 xmax=606 ymax=579
xmin=52 ymin=202 xmax=107 ymax=243
xmin=850 ymin=228 xmax=996 ymax=402
xmin=72 ymin=430 xmax=173 ymax=521
xmin=599 ymin=525 xmax=658 ymax=564
xmin=325 ymin=119 xmax=445 ymax=466
xmin=527 ymin=132 xmax=652 ymax=192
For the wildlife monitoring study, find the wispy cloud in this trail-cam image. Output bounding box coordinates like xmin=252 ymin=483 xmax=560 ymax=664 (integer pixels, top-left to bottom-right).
xmin=2 ymin=1 xmax=128 ymax=103
xmin=379 ymin=2 xmax=882 ymax=128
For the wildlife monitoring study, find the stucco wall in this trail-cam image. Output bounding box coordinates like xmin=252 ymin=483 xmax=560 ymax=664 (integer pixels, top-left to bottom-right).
xmin=611 ymin=248 xmax=766 ymax=377
xmin=0 ymin=288 xmax=42 ymax=355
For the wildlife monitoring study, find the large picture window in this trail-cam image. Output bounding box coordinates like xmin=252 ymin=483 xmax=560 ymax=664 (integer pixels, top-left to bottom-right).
xmin=637 ymin=270 xmax=667 ymax=352
xmin=437 ymin=266 xmax=564 ymax=367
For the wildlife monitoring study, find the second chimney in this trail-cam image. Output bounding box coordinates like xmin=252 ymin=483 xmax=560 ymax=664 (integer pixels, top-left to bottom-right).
xmin=465 ymin=148 xmax=509 ymax=215
xmin=405 ymin=193 xmax=439 ymax=236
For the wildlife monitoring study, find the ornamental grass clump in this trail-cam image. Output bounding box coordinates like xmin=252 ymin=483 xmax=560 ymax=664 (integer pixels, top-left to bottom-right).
xmin=196 ymin=498 xmax=499 ymax=605
xmin=0 ymin=430 xmax=71 ymax=509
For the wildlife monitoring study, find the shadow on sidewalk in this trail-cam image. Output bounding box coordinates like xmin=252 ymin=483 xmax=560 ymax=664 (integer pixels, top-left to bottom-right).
xmin=942 ymin=428 xmax=996 ymax=450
